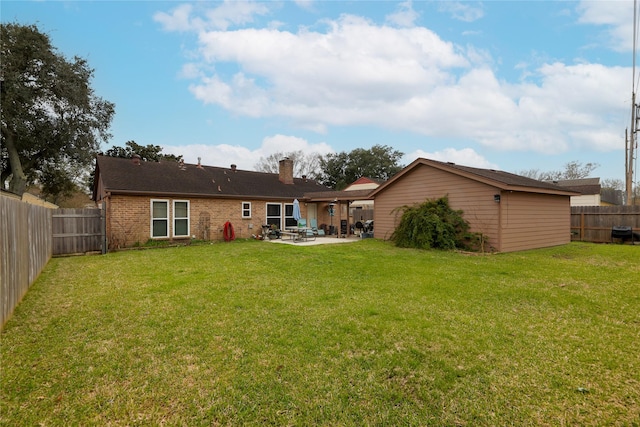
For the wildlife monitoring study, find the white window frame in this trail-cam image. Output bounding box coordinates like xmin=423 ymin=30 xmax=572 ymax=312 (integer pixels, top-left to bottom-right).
xmin=173 ymin=200 xmax=190 ymax=238
xmin=242 ymin=201 xmax=252 ymax=219
xmin=151 ymin=199 xmax=169 ymax=238
xmin=284 ymin=203 xmax=297 ymax=228
xmin=265 ymin=202 xmax=282 ymax=229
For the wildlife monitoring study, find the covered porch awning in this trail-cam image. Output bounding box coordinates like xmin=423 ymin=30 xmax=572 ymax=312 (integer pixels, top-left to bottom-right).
xmin=301 ymin=189 xmax=374 ymax=203
xmin=301 ymin=189 xmax=375 ymax=237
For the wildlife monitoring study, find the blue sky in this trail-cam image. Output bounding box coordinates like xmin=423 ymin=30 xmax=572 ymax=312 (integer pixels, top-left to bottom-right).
xmin=3 ymin=0 xmax=636 ymax=183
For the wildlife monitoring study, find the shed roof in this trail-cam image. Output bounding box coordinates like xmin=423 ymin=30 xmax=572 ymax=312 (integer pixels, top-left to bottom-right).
xmin=94 ymin=155 xmax=330 ymax=200
xmin=371 ymin=158 xmax=580 ymax=197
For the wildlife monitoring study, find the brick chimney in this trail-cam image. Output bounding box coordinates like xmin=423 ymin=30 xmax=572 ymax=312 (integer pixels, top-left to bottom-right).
xmin=279 ymin=158 xmax=294 ymax=184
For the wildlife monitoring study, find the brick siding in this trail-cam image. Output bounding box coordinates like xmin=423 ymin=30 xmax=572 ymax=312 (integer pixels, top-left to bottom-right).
xmin=105 ymin=195 xmax=308 ymax=249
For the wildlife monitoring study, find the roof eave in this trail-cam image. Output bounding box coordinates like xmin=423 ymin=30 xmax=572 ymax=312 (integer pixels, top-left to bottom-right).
xmin=370 ymin=158 xmax=580 ymax=198
xmin=498 ymin=185 xmax=580 ymax=196
xmin=102 ymin=188 xmax=314 ymax=200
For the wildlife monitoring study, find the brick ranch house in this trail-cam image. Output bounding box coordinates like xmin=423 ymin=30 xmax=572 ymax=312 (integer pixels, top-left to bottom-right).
xmin=370 ymin=158 xmax=579 ymax=253
xmin=93 ymin=155 xmax=339 ymax=249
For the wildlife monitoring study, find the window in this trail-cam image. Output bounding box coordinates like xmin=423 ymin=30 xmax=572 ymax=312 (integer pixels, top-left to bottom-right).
xmin=151 ymin=200 xmax=169 ymax=238
xmin=242 ymin=202 xmax=252 ymax=218
xmin=284 ymin=203 xmax=297 ymax=227
xmin=173 ymin=200 xmax=190 ymax=237
xmin=266 ymin=203 xmax=281 ymax=228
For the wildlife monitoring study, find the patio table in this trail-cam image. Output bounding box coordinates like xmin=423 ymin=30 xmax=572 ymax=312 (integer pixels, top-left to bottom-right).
xmin=285 ymin=227 xmax=312 ymax=242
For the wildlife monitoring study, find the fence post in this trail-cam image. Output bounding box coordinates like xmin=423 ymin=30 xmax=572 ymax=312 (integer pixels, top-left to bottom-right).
xmin=580 ymin=213 xmax=585 ymax=241
xmin=101 ymin=201 xmax=107 ymax=254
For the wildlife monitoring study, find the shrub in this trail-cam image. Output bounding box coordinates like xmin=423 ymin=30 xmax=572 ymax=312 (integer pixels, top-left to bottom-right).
xmin=391 ymin=196 xmax=470 ymax=250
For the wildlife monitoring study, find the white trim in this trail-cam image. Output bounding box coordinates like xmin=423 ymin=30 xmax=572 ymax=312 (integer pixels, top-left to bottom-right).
xmin=284 ymin=202 xmax=296 ymax=227
xmin=173 ymin=200 xmax=190 ymax=237
xmin=151 ymin=199 xmax=169 ymax=238
xmin=242 ymin=201 xmax=252 ymax=218
xmin=265 ymin=202 xmax=282 ymax=229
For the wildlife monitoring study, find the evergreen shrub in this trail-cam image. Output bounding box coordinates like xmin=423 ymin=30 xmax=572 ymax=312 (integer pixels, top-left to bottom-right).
xmin=391 ymin=196 xmax=470 ymax=250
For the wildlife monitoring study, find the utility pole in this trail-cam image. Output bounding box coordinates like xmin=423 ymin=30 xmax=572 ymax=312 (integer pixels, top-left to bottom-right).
xmin=628 ymin=0 xmax=638 ymax=205
xmin=628 ymin=96 xmax=636 ymax=205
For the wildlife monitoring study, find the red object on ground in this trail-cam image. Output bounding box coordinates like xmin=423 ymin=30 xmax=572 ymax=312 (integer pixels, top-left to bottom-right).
xmin=223 ymin=221 xmax=235 ymax=242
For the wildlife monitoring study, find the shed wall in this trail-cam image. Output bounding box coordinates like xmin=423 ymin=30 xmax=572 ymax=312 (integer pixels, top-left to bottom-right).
xmin=374 ymin=165 xmax=501 ymax=249
xmin=498 ymin=192 xmax=571 ymax=252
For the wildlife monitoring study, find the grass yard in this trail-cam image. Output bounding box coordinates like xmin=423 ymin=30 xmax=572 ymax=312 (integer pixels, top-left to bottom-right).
xmin=1 ymin=240 xmax=639 ymax=426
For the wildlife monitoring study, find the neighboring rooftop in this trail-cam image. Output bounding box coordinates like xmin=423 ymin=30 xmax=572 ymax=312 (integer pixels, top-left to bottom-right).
xmin=553 ymin=178 xmax=601 ymax=195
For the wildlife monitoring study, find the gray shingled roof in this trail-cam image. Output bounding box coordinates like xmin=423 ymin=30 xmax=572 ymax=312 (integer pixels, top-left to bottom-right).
xmin=553 ymin=178 xmax=601 ymax=195
xmin=372 ymin=158 xmax=580 ymax=197
xmin=95 ymin=155 xmax=330 ymax=199
xmin=442 ymin=161 xmax=575 ymax=192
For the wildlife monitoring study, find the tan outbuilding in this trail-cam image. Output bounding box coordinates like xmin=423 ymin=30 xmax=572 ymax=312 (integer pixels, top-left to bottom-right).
xmin=370 ymin=158 xmax=579 ymax=253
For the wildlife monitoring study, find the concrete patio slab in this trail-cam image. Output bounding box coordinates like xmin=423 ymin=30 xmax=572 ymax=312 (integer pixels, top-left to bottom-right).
xmin=269 ymin=236 xmax=361 ymax=246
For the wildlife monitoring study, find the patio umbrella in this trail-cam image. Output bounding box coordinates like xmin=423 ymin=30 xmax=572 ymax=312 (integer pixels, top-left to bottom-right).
xmin=292 ymin=199 xmax=301 ymax=222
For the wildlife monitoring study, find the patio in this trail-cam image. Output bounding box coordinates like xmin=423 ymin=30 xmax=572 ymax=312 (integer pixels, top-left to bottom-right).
xmin=269 ymin=235 xmax=361 ymax=246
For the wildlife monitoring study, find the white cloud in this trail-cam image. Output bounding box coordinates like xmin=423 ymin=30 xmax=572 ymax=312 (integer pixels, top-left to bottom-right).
xmin=160 ymin=4 xmax=630 ymax=157
xmin=154 ymin=4 xmax=197 ymax=32
xmin=438 ymin=1 xmax=485 ymax=23
xmin=204 ymin=0 xmax=270 ymax=31
xmin=189 ymin=15 xmax=468 ymax=128
xmin=577 ymin=0 xmax=634 ymax=52
xmin=293 ymin=0 xmax=315 ymax=12
xmin=261 ymin=134 xmax=333 ymax=156
xmin=407 ymin=148 xmax=498 ymax=169
xmin=162 ymin=134 xmax=333 ymax=170
xmin=385 ymin=0 xmax=419 ymax=28
xmin=154 ymin=1 xmax=270 ymax=32
xmin=179 ymin=62 xmax=203 ymax=79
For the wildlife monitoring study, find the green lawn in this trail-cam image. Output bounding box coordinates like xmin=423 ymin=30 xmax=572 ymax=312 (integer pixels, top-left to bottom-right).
xmin=1 ymin=240 xmax=639 ymax=426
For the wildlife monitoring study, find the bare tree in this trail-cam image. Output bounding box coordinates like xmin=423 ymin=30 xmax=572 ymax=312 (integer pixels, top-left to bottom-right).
xmin=254 ymin=150 xmax=322 ymax=179
xmin=601 ymin=178 xmax=624 ymax=191
xmin=518 ymin=161 xmax=600 ymax=181
xmin=562 ymin=161 xmax=599 ymax=180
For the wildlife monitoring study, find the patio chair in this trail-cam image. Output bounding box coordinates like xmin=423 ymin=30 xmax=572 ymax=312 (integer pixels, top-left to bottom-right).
xmin=309 ymin=218 xmax=318 ymax=234
xmin=310 ymin=218 xmax=324 ymax=236
xmin=298 ymin=218 xmax=316 ymax=240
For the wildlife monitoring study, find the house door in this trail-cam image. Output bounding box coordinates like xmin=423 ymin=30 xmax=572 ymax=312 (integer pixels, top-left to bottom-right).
xmin=307 ymin=203 xmax=317 ymax=223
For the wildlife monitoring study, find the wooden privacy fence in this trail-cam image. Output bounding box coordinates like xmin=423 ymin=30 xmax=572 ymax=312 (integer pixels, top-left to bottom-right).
xmin=1 ymin=196 xmax=53 ymax=329
xmin=571 ymin=205 xmax=640 ymax=243
xmin=52 ymin=208 xmax=105 ymax=256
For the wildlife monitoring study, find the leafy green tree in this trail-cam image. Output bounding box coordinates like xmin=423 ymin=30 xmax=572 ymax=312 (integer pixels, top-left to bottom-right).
xmin=253 ymin=150 xmax=321 ymax=179
xmin=319 ymin=144 xmax=404 ymax=189
xmin=103 ymin=141 xmax=182 ymax=162
xmin=1 ymin=23 xmax=115 ymax=198
xmin=391 ymin=196 xmax=470 ymax=250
